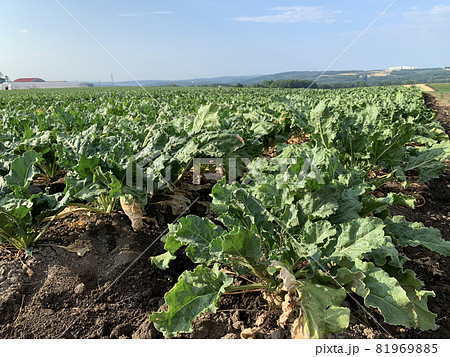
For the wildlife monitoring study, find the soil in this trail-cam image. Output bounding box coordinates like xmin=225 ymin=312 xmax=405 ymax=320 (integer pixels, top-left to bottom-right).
xmin=404 ymin=84 xmax=435 ymax=92
xmin=0 ymin=92 xmax=449 ymax=339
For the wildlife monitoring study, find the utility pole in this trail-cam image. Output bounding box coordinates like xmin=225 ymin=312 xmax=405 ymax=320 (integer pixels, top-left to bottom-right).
xmin=111 ymin=73 xmax=114 ymax=86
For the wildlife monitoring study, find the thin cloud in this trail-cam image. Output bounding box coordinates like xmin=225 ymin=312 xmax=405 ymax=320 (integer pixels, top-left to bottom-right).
xmin=118 ymin=11 xmax=172 ymax=17
xmin=233 ymin=6 xmax=340 ymax=24
xmin=368 ymin=4 xmax=450 ymax=39
xmin=21 ymin=28 xmax=29 ymax=33
xmin=403 ymin=5 xmax=450 ymax=26
xmin=118 ymin=13 xmax=145 ymax=17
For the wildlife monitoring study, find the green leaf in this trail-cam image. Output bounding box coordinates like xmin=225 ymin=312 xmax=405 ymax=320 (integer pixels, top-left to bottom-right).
xmin=158 ymin=215 xmax=224 ymax=265
xmin=278 ymin=145 xmax=340 ymax=184
xmin=150 ymin=265 xmax=233 ymax=338
xmin=353 ymin=259 xmax=416 ymax=327
xmin=210 ymin=178 xmax=238 ymax=216
xmin=302 ymin=220 xmax=336 ymax=245
xmin=120 ymin=185 xmax=148 ymax=205
xmin=363 ymin=237 xmax=404 ymax=269
xmin=222 ymin=227 xmax=265 ymax=274
xmin=287 ymin=238 xmax=321 ymax=267
xmin=0 ymin=196 xmax=34 ymax=218
xmin=0 ymin=195 xmax=35 ymax=248
xmin=371 ymin=123 xmax=413 ymax=168
xmin=66 ymin=178 xmax=107 ymax=203
xmin=157 ymin=232 xmax=184 ymax=260
xmin=334 ymin=268 xmax=366 ymax=296
xmin=360 ymin=193 xmax=414 ymax=220
xmin=360 ymin=196 xmax=388 ymax=219
xmin=396 ymin=270 xmax=438 ymax=331
xmin=297 ymin=280 xmax=350 ymax=338
xmin=309 ymin=101 xmax=338 ymax=149
xmin=406 ymin=142 xmax=450 ymax=182
xmin=151 ymin=251 xmax=177 ymax=270
xmin=280 ymin=203 xmax=305 ymax=232
xmin=74 ymin=155 xmax=101 ymax=179
xmin=233 ymin=189 xmax=274 ymax=235
xmin=191 ymin=131 xmax=246 ymax=158
xmin=329 ymin=217 xmax=387 ymax=261
xmin=192 ymin=104 xmax=220 ymax=131
xmin=394 ymin=166 xmax=407 ymax=182
xmin=386 ymin=192 xmax=416 ymax=208
xmin=384 ymin=216 xmax=450 ymax=256
xmin=298 ymin=185 xmax=339 ymax=219
xmin=330 ymin=187 xmax=363 ymax=224
xmin=211 ymin=181 xmax=276 ymax=246
xmin=5 ymin=150 xmax=41 ymax=188
xmin=246 ymin=181 xmax=282 ymax=212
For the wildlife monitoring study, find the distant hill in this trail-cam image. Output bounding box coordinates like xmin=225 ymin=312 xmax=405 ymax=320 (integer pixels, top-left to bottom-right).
xmin=103 ymin=67 xmax=450 ymax=87
xmin=112 ymin=75 xmax=260 ymax=87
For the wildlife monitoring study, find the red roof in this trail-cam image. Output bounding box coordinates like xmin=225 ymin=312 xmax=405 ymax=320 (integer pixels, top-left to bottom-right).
xmin=13 ymin=78 xmax=45 ymax=83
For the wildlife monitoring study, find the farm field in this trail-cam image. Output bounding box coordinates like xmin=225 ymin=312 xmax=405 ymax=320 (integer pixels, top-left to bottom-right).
xmin=403 ymin=84 xmax=435 ymax=92
xmin=0 ymin=86 xmax=449 ymax=339
xmin=429 ymin=83 xmax=450 ymax=93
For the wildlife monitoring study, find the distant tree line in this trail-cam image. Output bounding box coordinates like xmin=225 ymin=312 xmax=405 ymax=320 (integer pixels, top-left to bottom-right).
xmin=187 ymin=70 xmax=450 ymax=89
xmin=230 ymin=78 xmax=450 ymax=89
xmin=251 ymin=79 xmax=318 ymax=88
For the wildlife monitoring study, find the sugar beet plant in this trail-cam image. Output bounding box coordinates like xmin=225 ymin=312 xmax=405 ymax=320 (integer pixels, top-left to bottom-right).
xmin=151 ymin=145 xmax=450 ymax=338
xmin=0 ymin=150 xmax=68 ymax=252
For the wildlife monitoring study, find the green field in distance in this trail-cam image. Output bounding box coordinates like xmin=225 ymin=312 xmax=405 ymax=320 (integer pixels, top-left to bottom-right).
xmin=429 ymin=83 xmax=450 ymax=92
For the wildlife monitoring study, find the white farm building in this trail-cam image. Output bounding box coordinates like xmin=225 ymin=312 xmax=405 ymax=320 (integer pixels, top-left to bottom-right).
xmin=387 ymin=66 xmax=418 ymax=72
xmin=1 ymin=77 xmax=94 ymax=90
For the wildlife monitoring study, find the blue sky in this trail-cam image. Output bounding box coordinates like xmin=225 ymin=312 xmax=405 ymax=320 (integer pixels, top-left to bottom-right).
xmin=1 ymin=0 xmax=449 ymax=82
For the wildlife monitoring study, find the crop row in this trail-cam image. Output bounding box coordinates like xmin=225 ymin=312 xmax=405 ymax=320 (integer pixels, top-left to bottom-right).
xmin=1 ymin=86 xmax=449 ymax=337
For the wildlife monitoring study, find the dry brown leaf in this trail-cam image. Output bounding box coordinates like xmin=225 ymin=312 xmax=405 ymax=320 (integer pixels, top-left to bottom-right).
xmin=263 ymin=291 xmax=283 ymax=307
xmin=197 ymin=201 xmax=215 ymax=217
xmin=271 ymin=261 xmax=297 ymax=294
xmin=120 ymin=197 xmax=143 ymax=231
xmin=240 ymin=327 xmax=257 ymax=339
xmin=291 ymin=313 xmax=310 ymax=339
xmin=67 ymin=220 xmax=86 ymax=229
xmin=279 ymin=293 xmax=298 ymax=327
xmin=156 ymin=193 xmax=191 ymax=215
xmin=255 ymin=310 xmax=270 ymax=327
xmin=240 ymin=311 xmax=270 ymax=339
xmin=143 ymin=216 xmax=159 ymax=229
xmin=179 ymin=181 xmax=211 ymax=192
xmin=236 ymin=134 xmax=245 ymax=145
xmin=271 ymin=261 xmax=303 ymax=331
xmin=278 ymin=267 xmax=297 ymax=295
xmin=21 ymin=262 xmax=34 ymax=278
xmin=60 ymin=239 xmax=92 ymax=257
xmin=25 ymin=267 xmax=34 ymax=278
xmin=202 ymin=166 xmax=225 ymax=182
xmin=43 ymin=206 xmax=91 ymax=222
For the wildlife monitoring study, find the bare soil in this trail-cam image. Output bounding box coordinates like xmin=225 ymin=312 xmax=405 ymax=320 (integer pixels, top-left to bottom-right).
xmin=0 ymin=93 xmax=449 ymax=339
xmin=404 ymin=84 xmax=435 ymax=92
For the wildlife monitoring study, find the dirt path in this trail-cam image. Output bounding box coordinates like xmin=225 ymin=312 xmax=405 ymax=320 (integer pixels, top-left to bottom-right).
xmin=404 ymin=84 xmax=435 ymax=92
xmin=425 ymin=92 xmax=450 ymax=137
